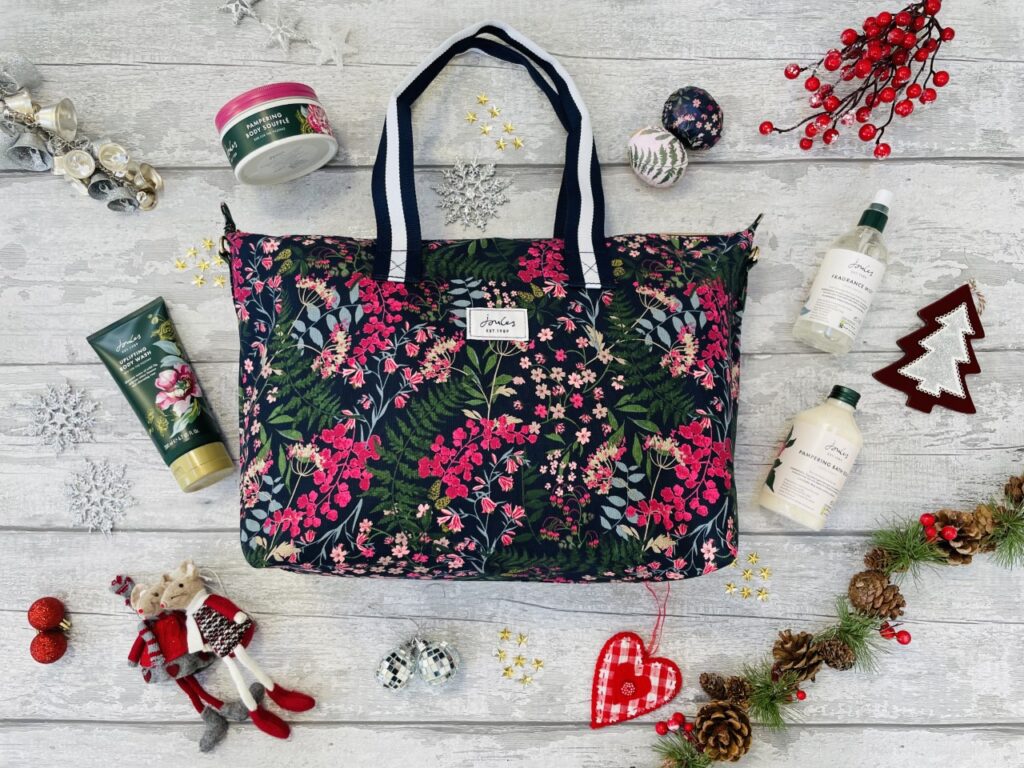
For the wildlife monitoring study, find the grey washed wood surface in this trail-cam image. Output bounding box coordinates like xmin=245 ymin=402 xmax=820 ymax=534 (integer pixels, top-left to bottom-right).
xmin=1 ymin=1 xmax=1022 ymax=766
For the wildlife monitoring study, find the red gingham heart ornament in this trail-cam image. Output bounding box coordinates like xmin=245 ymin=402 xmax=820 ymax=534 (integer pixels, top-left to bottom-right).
xmin=590 ymin=631 xmax=681 ymax=729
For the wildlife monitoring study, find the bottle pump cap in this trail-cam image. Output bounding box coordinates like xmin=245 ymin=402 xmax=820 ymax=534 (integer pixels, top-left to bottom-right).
xmin=858 ymin=189 xmax=892 ymax=232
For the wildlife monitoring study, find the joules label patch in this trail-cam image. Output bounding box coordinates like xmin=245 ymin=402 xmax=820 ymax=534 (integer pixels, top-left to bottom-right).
xmin=466 ymin=308 xmax=529 ymax=341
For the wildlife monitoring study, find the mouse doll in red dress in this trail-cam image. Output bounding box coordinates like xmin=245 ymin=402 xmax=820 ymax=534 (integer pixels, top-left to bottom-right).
xmin=159 ymin=559 xmax=316 ymax=740
xmin=111 ymin=574 xmax=263 ymax=752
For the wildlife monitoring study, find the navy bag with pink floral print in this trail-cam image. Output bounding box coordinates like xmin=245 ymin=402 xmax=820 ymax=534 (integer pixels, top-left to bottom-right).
xmin=226 ymin=21 xmax=759 ymax=582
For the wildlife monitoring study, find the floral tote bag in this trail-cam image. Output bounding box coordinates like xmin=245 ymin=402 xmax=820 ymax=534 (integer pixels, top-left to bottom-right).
xmin=226 ymin=21 xmax=759 ymax=582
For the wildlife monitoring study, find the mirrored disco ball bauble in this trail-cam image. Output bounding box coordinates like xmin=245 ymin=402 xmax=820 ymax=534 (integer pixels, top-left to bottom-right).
xmin=376 ymin=644 xmax=416 ymax=690
xmin=661 ymin=86 xmax=724 ymax=150
xmin=414 ymin=638 xmax=460 ymax=686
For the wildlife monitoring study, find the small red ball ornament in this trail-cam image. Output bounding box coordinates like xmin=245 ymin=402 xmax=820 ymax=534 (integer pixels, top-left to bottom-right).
xmin=880 ymin=623 xmax=897 ymax=640
xmin=854 ymin=58 xmax=873 ymax=78
xmin=858 ymin=124 xmax=877 ymax=141
xmin=28 ymin=597 xmax=70 ymax=632
xmin=683 ymin=722 xmax=694 ymax=734
xmin=896 ymin=630 xmax=913 ymax=645
xmin=799 ymin=137 xmax=814 ymax=151
xmin=921 ymin=87 xmax=938 ymax=103
xmin=864 ymin=21 xmax=881 ymax=39
xmin=941 ymin=27 xmax=956 ymax=41
xmin=919 ymin=512 xmax=936 ymax=527
xmin=855 ymin=107 xmax=871 ymax=123
xmin=804 ymin=75 xmax=821 ymax=92
xmin=815 ymin=114 xmax=831 ymax=128
xmin=824 ymin=95 xmax=841 ymax=112
xmin=805 ymin=123 xmax=818 ymax=138
xmin=873 ymin=142 xmax=891 ymax=159
xmin=30 ymin=630 xmax=68 ymax=664
xmin=913 ymin=15 xmax=926 ymax=31
xmin=876 ymin=11 xmax=892 ymax=26
xmin=941 ymin=525 xmax=958 ymax=541
xmin=785 ymin=63 xmax=801 ymax=80
xmin=759 ymin=120 xmax=775 ymax=136
xmin=914 ymin=48 xmax=930 ymax=62
xmin=841 ymin=28 xmax=859 ymax=45
xmin=895 ymin=65 xmax=913 ymax=83
xmin=933 ymin=70 xmax=950 ymax=87
xmin=654 ymin=721 xmax=669 ymax=736
xmin=823 ymin=129 xmax=839 ymax=145
xmin=795 ymin=689 xmax=807 ymax=701
xmin=924 ymin=525 xmax=938 ymax=542
xmin=885 ymin=28 xmax=904 ymax=46
xmin=824 ymin=52 xmax=842 ymax=71
xmin=896 ymin=10 xmax=912 ymax=26
xmin=907 ymin=83 xmax=923 ymax=98
xmin=895 ymin=100 xmax=914 ymax=117
xmin=925 ymin=0 xmax=942 ymax=14
xmin=669 ymin=712 xmax=686 ymax=728
xmin=879 ymin=86 xmax=896 ymax=103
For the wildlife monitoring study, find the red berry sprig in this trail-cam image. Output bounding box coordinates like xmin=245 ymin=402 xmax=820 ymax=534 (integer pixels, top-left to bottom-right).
xmin=880 ymin=620 xmax=913 ymax=645
xmin=759 ymin=0 xmax=953 ymax=157
xmin=654 ymin=712 xmax=697 ymax=743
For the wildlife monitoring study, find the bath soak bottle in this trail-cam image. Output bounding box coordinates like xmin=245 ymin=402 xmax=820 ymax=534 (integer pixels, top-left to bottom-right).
xmin=759 ymin=386 xmax=863 ymax=530
xmin=793 ymin=190 xmax=893 ymax=354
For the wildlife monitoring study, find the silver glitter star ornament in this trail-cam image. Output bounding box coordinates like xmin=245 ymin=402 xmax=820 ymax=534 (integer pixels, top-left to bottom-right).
xmin=267 ymin=14 xmax=303 ymax=52
xmin=220 ymin=0 xmax=261 ymax=26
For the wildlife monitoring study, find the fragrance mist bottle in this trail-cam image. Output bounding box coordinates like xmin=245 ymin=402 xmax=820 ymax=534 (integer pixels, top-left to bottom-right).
xmin=759 ymin=386 xmax=863 ymax=531
xmin=793 ymin=191 xmax=893 ymax=354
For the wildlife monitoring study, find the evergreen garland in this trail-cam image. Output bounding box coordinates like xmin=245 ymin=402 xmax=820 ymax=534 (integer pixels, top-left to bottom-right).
xmin=653 ymin=472 xmax=1024 ymax=767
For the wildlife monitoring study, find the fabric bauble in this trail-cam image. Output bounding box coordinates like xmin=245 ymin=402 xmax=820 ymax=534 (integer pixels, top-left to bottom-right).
xmin=661 ymin=86 xmax=724 ymax=150
xmin=627 ymin=127 xmax=687 ymax=188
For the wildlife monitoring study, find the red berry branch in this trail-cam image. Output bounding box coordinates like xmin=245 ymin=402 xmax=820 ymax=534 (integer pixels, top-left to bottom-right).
xmin=758 ymin=0 xmax=954 ymax=158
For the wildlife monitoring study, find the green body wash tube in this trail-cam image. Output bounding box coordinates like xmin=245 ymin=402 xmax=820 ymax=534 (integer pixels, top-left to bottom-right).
xmin=88 ymin=297 xmax=234 ymax=492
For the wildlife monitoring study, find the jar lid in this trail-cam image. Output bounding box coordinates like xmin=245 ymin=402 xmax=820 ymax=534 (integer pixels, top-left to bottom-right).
xmin=170 ymin=442 xmax=234 ymax=493
xmin=828 ymin=385 xmax=861 ymax=408
xmin=215 ymin=82 xmax=320 ymax=133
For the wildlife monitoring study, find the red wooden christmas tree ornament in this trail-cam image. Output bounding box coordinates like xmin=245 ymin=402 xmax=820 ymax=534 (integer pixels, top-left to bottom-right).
xmin=873 ymin=284 xmax=984 ymax=414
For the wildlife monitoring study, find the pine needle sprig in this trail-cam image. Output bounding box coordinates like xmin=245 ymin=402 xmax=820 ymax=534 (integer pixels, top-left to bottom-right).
xmin=991 ymin=498 xmax=1024 ymax=569
xmin=870 ymin=519 xmax=947 ymax=579
xmin=742 ymin=659 xmax=800 ymax=731
xmin=653 ymin=732 xmax=712 ymax=768
xmin=815 ymin=596 xmax=888 ymax=672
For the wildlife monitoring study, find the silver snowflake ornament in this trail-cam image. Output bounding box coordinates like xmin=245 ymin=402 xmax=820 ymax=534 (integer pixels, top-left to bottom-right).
xmin=30 ymin=382 xmax=97 ymax=454
xmin=434 ymin=158 xmax=512 ymax=231
xmin=66 ymin=459 xmax=135 ymax=534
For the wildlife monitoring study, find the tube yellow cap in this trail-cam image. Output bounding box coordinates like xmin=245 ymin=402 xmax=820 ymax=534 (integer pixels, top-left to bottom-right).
xmin=170 ymin=442 xmax=234 ymax=493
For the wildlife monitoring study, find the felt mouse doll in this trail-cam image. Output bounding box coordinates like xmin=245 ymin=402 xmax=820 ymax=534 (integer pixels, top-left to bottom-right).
xmin=111 ymin=574 xmax=258 ymax=752
xmin=160 ymin=560 xmax=316 ymax=740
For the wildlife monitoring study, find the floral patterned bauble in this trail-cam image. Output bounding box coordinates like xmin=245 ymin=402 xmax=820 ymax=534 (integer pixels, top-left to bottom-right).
xmin=627 ymin=127 xmax=688 ymax=188
xmin=661 ymin=86 xmax=724 ymax=150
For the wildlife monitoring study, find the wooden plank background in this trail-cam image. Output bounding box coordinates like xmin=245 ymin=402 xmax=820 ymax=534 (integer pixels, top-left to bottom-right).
xmin=2 ymin=2 xmax=1022 ymax=766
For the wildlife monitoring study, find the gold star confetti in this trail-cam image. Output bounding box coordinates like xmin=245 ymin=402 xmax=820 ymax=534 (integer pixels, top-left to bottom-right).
xmin=186 ymin=246 xmax=198 ymax=259
xmin=512 ymin=136 xmax=524 ymax=150
xmin=480 ymin=124 xmax=493 ymax=136
xmin=503 ymin=121 xmax=515 ymax=134
xmin=192 ymin=274 xmax=206 ymax=287
xmin=201 ymin=238 xmax=215 ymax=251
xmin=502 ymin=666 xmax=515 ymax=679
xmin=174 ymin=259 xmax=188 ymax=271
xmin=729 ymin=559 xmax=738 ymax=568
xmin=518 ymin=674 xmax=533 ymax=686
xmin=498 ymin=628 xmax=512 ymax=641
xmin=742 ymin=568 xmax=754 ymax=581
xmin=488 ymin=105 xmax=501 ymax=118
xmin=724 ymin=582 xmax=737 ymax=595
xmin=213 ymin=275 xmax=227 ymax=288
xmin=532 ymin=658 xmax=544 ymax=671
xmin=513 ymin=654 xmax=526 ymax=668
xmin=516 ymin=633 xmax=528 ymax=646
xmin=747 ymin=552 xmax=760 ymax=565
xmin=464 ymin=111 xmax=478 ymax=124
xmin=757 ymin=587 xmax=770 ymax=602
xmin=759 ymin=567 xmax=772 ymax=581
xmin=212 ymin=255 xmax=226 ymax=267
xmin=197 ymin=260 xmax=211 ymax=272
xmin=495 ymin=649 xmax=508 ymax=662
xmin=476 ymin=93 xmax=489 ymax=105
xmin=740 ymin=586 xmax=752 ymax=599
xmin=495 ymin=137 xmax=507 ymax=151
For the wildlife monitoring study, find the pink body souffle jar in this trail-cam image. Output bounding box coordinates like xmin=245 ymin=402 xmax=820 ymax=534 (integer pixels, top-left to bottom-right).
xmin=215 ymin=82 xmax=337 ymax=185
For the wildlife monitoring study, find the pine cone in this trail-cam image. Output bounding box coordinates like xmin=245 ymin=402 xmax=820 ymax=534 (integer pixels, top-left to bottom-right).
xmin=933 ymin=506 xmax=997 ymax=565
xmin=848 ymin=569 xmax=905 ymax=619
xmin=863 ymin=546 xmax=893 ymax=572
xmin=699 ymin=671 xmax=728 ymax=700
xmin=818 ymin=638 xmax=856 ymax=671
xmin=772 ymin=630 xmax=822 ymax=682
xmin=694 ymin=701 xmax=752 ymax=762
xmin=725 ymin=675 xmax=753 ymax=704
xmin=1006 ymin=474 xmax=1024 ymax=505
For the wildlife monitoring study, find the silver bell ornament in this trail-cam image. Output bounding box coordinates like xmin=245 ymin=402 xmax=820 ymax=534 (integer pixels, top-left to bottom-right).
xmin=97 ymin=141 xmax=130 ymax=174
xmin=412 ymin=637 xmax=460 ymax=686
xmin=62 ymin=149 xmax=95 ymax=180
xmin=376 ymin=644 xmax=417 ymax=691
xmin=3 ymin=88 xmax=35 ymax=116
xmin=7 ymin=131 xmax=52 ymax=171
xmin=86 ymin=172 xmax=116 ymax=200
xmin=35 ymin=98 xmax=78 ymax=141
xmin=105 ymin=185 xmax=139 ymax=212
